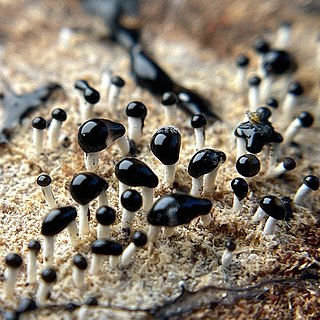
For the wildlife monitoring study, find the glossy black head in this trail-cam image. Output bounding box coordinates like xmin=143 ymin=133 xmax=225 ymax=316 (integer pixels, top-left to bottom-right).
xmin=111 ymin=76 xmax=125 ymax=88
xmin=121 ymin=189 xmax=143 ymax=212
xmin=91 ymin=239 xmax=123 ymax=256
xmin=161 ymin=92 xmax=177 ymax=106
xmin=191 ymin=114 xmax=207 ymax=129
xmin=236 ymin=154 xmax=260 ymax=177
xmin=51 ymin=108 xmax=67 ymax=122
xmin=37 ymin=174 xmax=52 ymax=187
xmin=41 ymin=206 xmax=77 ymax=236
xmin=5 ymin=253 xmax=22 ymax=268
xmin=41 ymin=268 xmax=57 ymax=283
xmin=70 ymin=172 xmax=108 ymax=205
xmin=263 ymin=50 xmax=296 ymax=75
xmin=78 ymin=118 xmax=125 ymax=153
xmin=84 ymin=88 xmax=100 ymax=104
xmin=248 ymin=75 xmax=261 ymax=87
xmin=282 ymin=157 xmax=296 ymax=171
xmin=298 ymin=112 xmax=314 ymax=128
xmin=73 ymin=254 xmax=88 ymax=270
xmin=96 ymin=206 xmax=116 ymax=226
xmin=303 ymin=175 xmax=319 ymax=191
xmin=225 ymin=239 xmax=236 ymax=251
xmin=287 ymin=81 xmax=304 ymax=96
xmin=231 ymin=177 xmax=248 ymax=201
xmin=266 ymin=97 xmax=278 ymax=109
xmin=150 ymin=126 xmax=181 ymax=165
xmin=28 ymin=239 xmax=41 ymax=253
xmin=236 ymin=54 xmax=250 ymax=67
xmin=256 ymin=107 xmax=272 ymax=123
xmin=74 ymin=79 xmax=89 ymax=91
xmin=32 ymin=117 xmax=46 ymax=130
xmin=132 ymin=231 xmax=148 ymax=247
xmin=253 ymin=39 xmax=270 ymax=54
xmin=147 ymin=193 xmax=212 ymax=227
xmin=126 ymin=101 xmax=147 ymax=120
xmin=188 ymin=148 xmax=226 ymax=178
xmin=115 ymin=158 xmax=159 ymax=188
xmin=259 ymin=195 xmax=285 ymax=220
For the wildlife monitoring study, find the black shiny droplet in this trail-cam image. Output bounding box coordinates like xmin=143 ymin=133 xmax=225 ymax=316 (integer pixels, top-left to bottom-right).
xmin=78 ymin=118 xmax=125 ymax=153
xmin=126 ymin=101 xmax=147 ymax=128
xmin=188 ymin=148 xmax=226 ymax=178
xmin=91 ymin=239 xmax=123 ymax=256
xmin=130 ymin=45 xmax=175 ymax=95
xmin=256 ymin=107 xmax=272 ymax=123
xmin=115 ymin=157 xmax=159 ymax=188
xmin=121 ymin=189 xmax=143 ymax=212
xmin=287 ymin=81 xmax=304 ymax=96
xmin=231 ymin=177 xmax=248 ymax=201
xmin=161 ymin=92 xmax=177 ymax=106
xmin=253 ymin=39 xmax=270 ymax=54
xmin=263 ymin=50 xmax=297 ymax=75
xmin=298 ymin=112 xmax=314 ymax=128
xmin=41 ymin=268 xmax=57 ymax=283
xmin=282 ymin=157 xmax=296 ymax=171
xmin=32 ymin=117 xmax=46 ymax=130
xmin=266 ymin=97 xmax=278 ymax=109
xmin=75 ymin=80 xmax=100 ymax=104
xmin=236 ymin=154 xmax=260 ymax=177
xmin=132 ymin=231 xmax=147 ymax=247
xmin=51 ymin=108 xmax=67 ymax=122
xmin=191 ymin=114 xmax=207 ymax=128
xmin=225 ymin=239 xmax=236 ymax=251
xmin=147 ymin=193 xmax=212 ymax=227
xmin=16 ymin=298 xmax=37 ymax=314
xmin=5 ymin=253 xmax=23 ymax=268
xmin=74 ymin=79 xmax=89 ymax=91
xmin=73 ymin=254 xmax=88 ymax=270
xmin=150 ymin=126 xmax=181 ymax=165
xmin=70 ymin=172 xmax=108 ymax=205
xmin=111 ymin=76 xmax=125 ymax=88
xmin=96 ymin=206 xmax=116 ymax=226
xmin=37 ymin=174 xmax=52 ymax=187
xmin=236 ymin=54 xmax=250 ymax=67
xmin=259 ymin=195 xmax=285 ymax=220
xmin=28 ymin=239 xmax=41 ymax=253
xmin=0 ymin=78 xmax=62 ymax=144
xmin=248 ymin=75 xmax=261 ymax=87
xmin=41 ymin=206 xmax=77 ymax=236
xmin=303 ymin=175 xmax=319 ymax=190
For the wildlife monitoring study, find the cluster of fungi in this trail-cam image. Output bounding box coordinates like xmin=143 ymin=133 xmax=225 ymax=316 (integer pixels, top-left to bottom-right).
xmin=0 ymin=3 xmax=319 ymax=319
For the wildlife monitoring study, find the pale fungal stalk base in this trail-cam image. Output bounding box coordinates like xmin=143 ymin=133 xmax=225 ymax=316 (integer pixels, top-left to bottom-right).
xmin=260 ymin=75 xmax=274 ymax=102
xmin=248 ymin=87 xmax=260 ymax=112
xmin=263 ymin=216 xmax=277 ymax=235
xmin=108 ymin=85 xmax=120 ymax=110
xmin=98 ymin=191 xmax=108 ymax=207
xmin=121 ymin=209 xmax=135 ymax=230
xmin=232 ymin=195 xmax=243 ymax=214
xmin=72 ymin=268 xmax=85 ymax=288
xmin=164 ymin=163 xmax=176 ymax=186
xmin=81 ymin=102 xmax=94 ymax=123
xmin=147 ymin=225 xmax=161 ymax=243
xmin=67 ymin=220 xmax=79 ymax=247
xmin=33 ymin=129 xmax=44 ymax=155
xmin=194 ymin=128 xmax=205 ymax=150
xmin=236 ymin=68 xmax=247 ymax=91
xmin=42 ymin=185 xmax=57 ymax=209
xmin=236 ymin=138 xmax=247 ymax=160
xmin=142 ymin=187 xmax=154 ymax=211
xmin=4 ymin=268 xmax=18 ymax=298
xmin=84 ymin=152 xmax=100 ymax=172
xmin=27 ymin=251 xmax=37 ymax=284
xmin=293 ymin=184 xmax=310 ymax=206
xmin=90 ymin=254 xmax=103 ymax=275
xmin=48 ymin=119 xmax=62 ymax=149
xmin=36 ymin=282 xmax=51 ymax=306
xmin=203 ymin=167 xmax=218 ymax=193
xmin=200 ymin=213 xmax=212 ymax=227
xmin=190 ymin=176 xmax=203 ymax=196
xmin=162 ymin=226 xmax=175 ymax=237
xmin=221 ymin=249 xmax=233 ymax=268
xmin=266 ymin=162 xmax=287 ymax=178
xmin=128 ymin=117 xmax=142 ymax=144
xmin=282 ymin=94 xmax=296 ymax=123
xmin=121 ymin=243 xmax=137 ymax=266
xmin=97 ymin=224 xmax=110 ymax=239
xmin=116 ymin=136 xmax=130 ymax=156
xmin=43 ymin=236 xmax=54 ymax=267
xmin=283 ymin=118 xmax=301 ymax=145
xmin=253 ymin=207 xmax=266 ymax=222
xmin=268 ymin=142 xmax=280 ymax=171
xmin=79 ymin=204 xmax=90 ymax=236
xmin=100 ymin=68 xmax=112 ymax=104
xmin=109 ymin=256 xmax=120 ymax=269
xmin=164 ymin=106 xmax=177 ymax=125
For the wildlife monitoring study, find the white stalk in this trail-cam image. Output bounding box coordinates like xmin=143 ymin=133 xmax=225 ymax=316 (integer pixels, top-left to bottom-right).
xmin=283 ymin=118 xmax=301 ymax=145
xmin=147 ymin=225 xmax=161 ymax=243
xmin=119 ymin=182 xmax=128 ymax=203
xmin=42 ymin=185 xmax=56 ymax=209
xmin=121 ymin=209 xmax=135 ymax=230
xmin=236 ymin=67 xmax=247 ymax=91
xmin=84 ymin=152 xmax=100 ymax=172
xmin=257 ymin=55 xmax=264 ymax=77
xmin=263 ymin=216 xmax=277 ymax=235
xmin=72 ymin=268 xmax=85 ymax=288
xmin=260 ymin=76 xmax=274 ymax=102
xmin=190 ymin=176 xmax=203 ymax=196
xmin=142 ymin=187 xmax=154 ymax=211
xmin=275 ymin=24 xmax=291 ymax=49
xmin=121 ymin=243 xmax=137 ymax=266
xmin=293 ymin=184 xmax=311 ymax=206
xmin=164 ymin=164 xmax=176 ymax=186
xmin=200 ymin=213 xmax=212 ymax=227
xmin=4 ymin=268 xmax=18 ymax=298
xmin=108 ymin=85 xmax=120 ymax=110
xmin=100 ymin=68 xmax=112 ymax=103
xmin=43 ymin=236 xmax=54 ymax=267
xmin=36 ymin=282 xmax=50 ymax=306
xmin=268 ymin=142 xmax=280 ymax=171
xmin=90 ymin=254 xmax=102 ymax=275
xmin=194 ymin=128 xmax=205 ymax=150
xmin=236 ymin=138 xmax=247 ymax=159
xmin=282 ymin=94 xmax=297 ymax=122
xmin=81 ymin=102 xmax=94 ymax=123
xmin=116 ymin=136 xmax=130 ymax=155
xmin=203 ymin=167 xmax=219 ymax=193
xmin=232 ymin=195 xmax=243 ymax=214
xmin=48 ymin=119 xmax=62 ymax=149
xmin=162 ymin=226 xmax=175 ymax=237
xmin=249 ymin=86 xmax=260 ymax=111
xmin=33 ymin=129 xmax=44 ymax=155
xmin=97 ymin=224 xmax=110 ymax=239
xmin=79 ymin=204 xmax=90 ymax=236
xmin=109 ymin=256 xmax=120 ymax=269
xmin=266 ymin=162 xmax=288 ymax=178
xmin=27 ymin=251 xmax=37 ymax=284
xmin=66 ymin=220 xmax=79 ymax=247
xmin=58 ymin=27 xmax=73 ymax=50
xmin=98 ymin=191 xmax=108 ymax=207
xmin=253 ymin=207 xmax=267 ymax=222
xmin=128 ymin=117 xmax=142 ymax=144
xmin=221 ymin=249 xmax=233 ymax=268
xmin=164 ymin=106 xmax=177 ymax=125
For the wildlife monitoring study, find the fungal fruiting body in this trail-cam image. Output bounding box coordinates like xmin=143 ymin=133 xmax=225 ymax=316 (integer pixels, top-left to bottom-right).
xmin=126 ymin=101 xmax=147 ymax=145
xmin=248 ymin=75 xmax=261 ymax=111
xmin=4 ymin=253 xmax=22 ymax=298
xmin=36 ymin=268 xmax=57 ymax=306
xmin=221 ymin=240 xmax=236 ymax=268
xmin=108 ymin=76 xmax=125 ymax=110
xmin=262 ymin=197 xmax=286 ymax=235
xmin=48 ymin=108 xmax=67 ymax=149
xmin=266 ymin=157 xmax=296 ymax=178
xmin=27 ymin=239 xmax=41 ymax=284
xmin=96 ymin=206 xmax=116 ymax=239
xmin=282 ymin=81 xmax=304 ymax=123
xmin=235 ymin=54 xmax=250 ymax=90
xmin=293 ymin=175 xmax=319 ymax=206
xmin=253 ymin=39 xmax=270 ymax=76
xmin=161 ymin=92 xmax=177 ymax=124
xmin=253 ymin=195 xmax=283 ymax=223
xmin=32 ymin=116 xmax=46 ymax=154
xmin=191 ymin=114 xmax=207 ymax=150
xmin=231 ymin=177 xmax=248 ymax=214
xmin=37 ymin=174 xmax=56 ymax=209
xmin=72 ymin=254 xmax=88 ymax=288
xmin=236 ymin=154 xmax=261 ymax=178
xmin=275 ymin=22 xmax=292 ymax=49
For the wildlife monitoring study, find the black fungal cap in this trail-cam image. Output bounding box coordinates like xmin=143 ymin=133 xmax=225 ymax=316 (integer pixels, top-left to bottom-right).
xmin=287 ymin=82 xmax=304 ymax=96
xmin=32 ymin=117 xmax=46 ymax=130
xmin=236 ymin=54 xmax=250 ymax=67
xmin=70 ymin=172 xmax=108 ymax=205
xmin=191 ymin=114 xmax=207 ymax=129
xmin=41 ymin=206 xmax=77 ymax=236
xmin=126 ymin=101 xmax=147 ymax=122
xmin=150 ymin=126 xmax=181 ymax=165
xmin=121 ymin=189 xmax=143 ymax=212
xmin=161 ymin=92 xmax=177 ymax=106
xmin=231 ymin=177 xmax=248 ymax=201
xmin=132 ymin=231 xmax=148 ymax=247
xmin=188 ymin=148 xmax=226 ymax=178
xmin=5 ymin=253 xmax=23 ymax=268
xmin=111 ymin=76 xmax=125 ymax=88
xmin=263 ymin=50 xmax=297 ymax=75
xmin=37 ymin=174 xmax=52 ymax=187
xmin=266 ymin=97 xmax=279 ymax=109
xmin=147 ymin=193 xmax=212 ymax=227
xmin=256 ymin=107 xmax=272 ymax=123
xmin=253 ymin=39 xmax=270 ymax=54
xmin=225 ymin=239 xmax=236 ymax=251
xmin=91 ymin=239 xmax=123 ymax=256
xmin=298 ymin=112 xmax=314 ymax=128
xmin=236 ymin=154 xmax=260 ymax=177
xmin=73 ymin=254 xmax=88 ymax=270
xmin=115 ymin=157 xmax=159 ymax=188
xmin=51 ymin=108 xmax=67 ymax=122
xmin=234 ymin=110 xmax=283 ymax=154
xmin=282 ymin=157 xmax=296 ymax=171
xmin=303 ymin=175 xmax=319 ymax=191
xmin=74 ymin=79 xmax=90 ymax=91
xmin=78 ymin=118 xmax=125 ymax=153
xmin=96 ymin=206 xmax=116 ymax=226
xmin=248 ymin=75 xmax=261 ymax=87
xmin=41 ymin=268 xmax=57 ymax=283
xmin=281 ymin=197 xmax=293 ymax=221
xmin=28 ymin=239 xmax=41 ymax=253
xmin=16 ymin=298 xmax=37 ymax=314
xmin=259 ymin=195 xmax=285 ymax=220
xmin=74 ymin=79 xmax=100 ymax=104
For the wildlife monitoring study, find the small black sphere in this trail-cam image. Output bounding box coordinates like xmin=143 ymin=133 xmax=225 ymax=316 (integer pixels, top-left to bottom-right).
xmin=74 ymin=79 xmax=89 ymax=91
xmin=132 ymin=231 xmax=148 ymax=247
xmin=298 ymin=111 xmax=314 ymax=128
xmin=225 ymin=240 xmax=236 ymax=251
xmin=37 ymin=174 xmax=52 ymax=187
xmin=287 ymin=82 xmax=304 ymax=96
xmin=5 ymin=253 xmax=23 ymax=268
xmin=303 ymin=175 xmax=319 ymax=191
xmin=51 ymin=108 xmax=67 ymax=122
xmin=121 ymin=189 xmax=143 ymax=212
xmin=253 ymin=39 xmax=270 ymax=54
xmin=28 ymin=239 xmax=41 ymax=253
xmin=236 ymin=154 xmax=260 ymax=177
xmin=96 ymin=206 xmax=116 ymax=225
xmin=236 ymin=54 xmax=250 ymax=67
xmin=84 ymin=88 xmax=100 ymax=104
xmin=266 ymin=97 xmax=279 ymax=109
xmin=263 ymin=50 xmax=296 ymax=75
xmin=111 ymin=76 xmax=125 ymax=88
xmin=126 ymin=101 xmax=147 ymax=119
xmin=32 ymin=117 xmax=47 ymax=130
xmin=282 ymin=157 xmax=296 ymax=171
xmin=161 ymin=92 xmax=177 ymax=106
xmin=73 ymin=254 xmax=88 ymax=270
xmin=231 ymin=177 xmax=248 ymax=201
xmin=260 ymin=195 xmax=285 ymax=220
xmin=41 ymin=268 xmax=57 ymax=283
xmin=256 ymin=107 xmax=272 ymax=122
xmin=191 ymin=114 xmax=207 ymax=129
xmin=248 ymin=75 xmax=261 ymax=86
